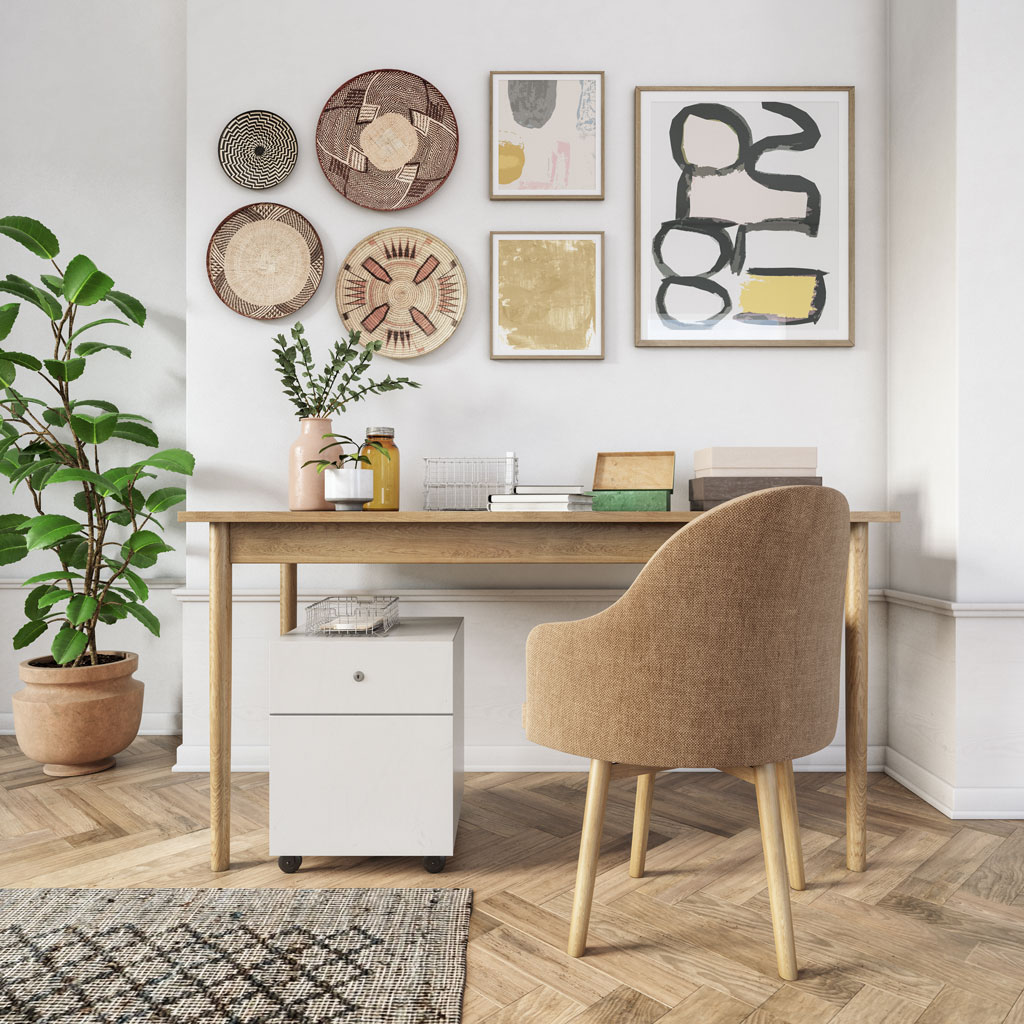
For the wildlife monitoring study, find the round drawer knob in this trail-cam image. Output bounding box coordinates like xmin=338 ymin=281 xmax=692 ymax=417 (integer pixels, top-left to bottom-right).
xmin=352 ymin=671 xmax=365 ymax=682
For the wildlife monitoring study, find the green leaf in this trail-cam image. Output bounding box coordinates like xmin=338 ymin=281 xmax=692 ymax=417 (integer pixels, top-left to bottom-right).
xmin=76 ymin=341 xmax=131 ymax=359
xmin=66 ymin=594 xmax=97 ymax=625
xmin=121 ymin=528 xmax=172 ymax=568
xmin=0 ymin=530 xmax=28 ymax=565
xmin=124 ymin=600 xmax=160 ymax=636
xmin=25 ymin=514 xmax=81 ymax=551
xmin=13 ymin=619 xmax=47 ymax=650
xmin=22 ymin=569 xmax=81 ymax=585
xmin=115 ymin=413 xmax=152 ymax=423
xmin=107 ymin=509 xmax=132 ymax=526
xmin=0 ymin=513 xmax=29 ymax=531
xmin=1 ymin=349 xmax=42 ymax=371
xmin=98 ymin=601 xmax=128 ymax=624
xmin=70 ymin=412 xmax=117 ymax=444
xmin=40 ymin=273 xmax=63 ymax=297
xmin=51 ymin=627 xmax=87 ymax=665
xmin=0 ymin=358 xmax=14 ymax=387
xmin=112 ymin=420 xmax=158 ymax=447
xmin=42 ymin=406 xmax=68 ymax=427
xmin=70 ymin=399 xmax=118 ymax=414
xmin=134 ymin=448 xmax=194 ymax=476
xmin=120 ymin=567 xmax=149 ymax=602
xmin=0 ymin=216 xmax=59 ymax=259
xmin=37 ymin=589 xmax=71 ymax=609
xmin=145 ymin=486 xmax=186 ymax=513
xmin=0 ymin=302 xmax=18 ymax=340
xmin=44 ymin=357 xmax=86 ymax=382
xmin=0 ymin=275 xmax=61 ymax=320
xmin=68 ymin=317 xmax=128 ymax=342
xmin=48 ymin=466 xmax=111 ymax=491
xmin=58 ymin=536 xmax=89 ymax=569
xmin=62 ymin=255 xmax=114 ymax=306
xmin=25 ymin=584 xmax=62 ymax=620
xmin=105 ymin=289 xmax=145 ymax=326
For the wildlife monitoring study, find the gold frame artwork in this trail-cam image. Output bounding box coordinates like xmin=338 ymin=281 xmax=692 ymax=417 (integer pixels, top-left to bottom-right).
xmin=490 ymin=230 xmax=605 ymax=360
xmin=634 ymin=85 xmax=855 ymax=348
xmin=490 ymin=71 xmax=605 ymax=200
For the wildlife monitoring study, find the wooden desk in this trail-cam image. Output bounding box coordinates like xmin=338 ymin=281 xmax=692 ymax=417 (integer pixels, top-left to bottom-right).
xmin=179 ymin=509 xmax=900 ymax=873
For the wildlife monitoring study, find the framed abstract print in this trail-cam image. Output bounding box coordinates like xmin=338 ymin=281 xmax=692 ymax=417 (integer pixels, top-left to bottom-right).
xmin=490 ymin=231 xmax=604 ymax=359
xmin=635 ymin=86 xmax=853 ymax=347
xmin=490 ymin=72 xmax=604 ymax=200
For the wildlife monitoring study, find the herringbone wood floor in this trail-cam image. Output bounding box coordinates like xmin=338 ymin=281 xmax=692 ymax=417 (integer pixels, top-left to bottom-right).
xmin=2 ymin=736 xmax=1023 ymax=1022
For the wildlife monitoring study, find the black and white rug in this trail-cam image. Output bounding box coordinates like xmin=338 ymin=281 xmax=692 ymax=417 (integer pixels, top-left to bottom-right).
xmin=0 ymin=887 xmax=472 ymax=1022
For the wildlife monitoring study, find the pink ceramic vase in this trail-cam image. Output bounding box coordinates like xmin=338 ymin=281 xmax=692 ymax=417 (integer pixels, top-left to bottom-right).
xmin=289 ymin=417 xmax=334 ymax=511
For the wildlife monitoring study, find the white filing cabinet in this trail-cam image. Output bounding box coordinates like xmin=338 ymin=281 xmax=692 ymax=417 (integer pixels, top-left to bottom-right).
xmin=268 ymin=617 xmax=464 ymax=874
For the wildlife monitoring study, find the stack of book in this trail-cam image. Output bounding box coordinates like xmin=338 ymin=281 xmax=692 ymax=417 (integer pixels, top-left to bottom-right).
xmin=487 ymin=485 xmax=593 ymax=512
xmin=689 ymin=447 xmax=821 ymax=511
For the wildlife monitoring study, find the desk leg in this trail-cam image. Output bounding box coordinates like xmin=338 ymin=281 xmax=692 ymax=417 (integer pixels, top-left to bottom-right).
xmin=280 ymin=564 xmax=297 ymax=635
xmin=209 ymin=523 xmax=232 ymax=872
xmin=845 ymin=522 xmax=869 ymax=872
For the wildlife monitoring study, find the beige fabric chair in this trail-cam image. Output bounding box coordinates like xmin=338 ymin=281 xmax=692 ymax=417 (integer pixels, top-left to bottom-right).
xmin=524 ymin=485 xmax=850 ymax=980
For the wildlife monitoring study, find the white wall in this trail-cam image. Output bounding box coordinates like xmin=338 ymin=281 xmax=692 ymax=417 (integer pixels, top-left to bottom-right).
xmin=178 ymin=0 xmax=892 ymax=770
xmin=0 ymin=0 xmax=186 ymax=731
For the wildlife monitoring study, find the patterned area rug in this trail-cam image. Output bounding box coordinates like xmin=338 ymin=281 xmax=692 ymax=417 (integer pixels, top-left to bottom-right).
xmin=0 ymin=887 xmax=472 ymax=1023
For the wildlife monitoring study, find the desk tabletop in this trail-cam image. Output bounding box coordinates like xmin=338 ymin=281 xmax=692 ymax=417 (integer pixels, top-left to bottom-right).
xmin=180 ymin=510 xmax=901 ymax=524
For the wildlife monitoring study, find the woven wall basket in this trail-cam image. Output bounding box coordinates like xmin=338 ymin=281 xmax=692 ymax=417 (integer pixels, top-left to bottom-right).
xmin=316 ymin=69 xmax=459 ymax=212
xmin=207 ymin=203 xmax=324 ymax=320
xmin=218 ymin=110 xmax=298 ymax=189
xmin=336 ymin=227 xmax=467 ymax=358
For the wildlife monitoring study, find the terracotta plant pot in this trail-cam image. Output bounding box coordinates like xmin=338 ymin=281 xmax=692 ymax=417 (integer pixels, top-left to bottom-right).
xmin=13 ymin=651 xmax=144 ymax=777
xmin=289 ymin=416 xmax=334 ymax=511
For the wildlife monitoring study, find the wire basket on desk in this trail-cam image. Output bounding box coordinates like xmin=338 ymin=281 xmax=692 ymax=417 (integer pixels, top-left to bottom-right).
xmin=305 ymin=595 xmax=399 ymax=636
xmin=423 ymin=453 xmax=518 ymax=510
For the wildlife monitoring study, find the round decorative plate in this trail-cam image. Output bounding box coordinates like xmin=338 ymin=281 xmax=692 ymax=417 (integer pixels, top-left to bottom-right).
xmin=218 ymin=110 xmax=298 ymax=189
xmin=316 ymin=69 xmax=459 ymax=211
xmin=207 ymin=203 xmax=324 ymax=320
xmin=336 ymin=227 xmax=467 ymax=358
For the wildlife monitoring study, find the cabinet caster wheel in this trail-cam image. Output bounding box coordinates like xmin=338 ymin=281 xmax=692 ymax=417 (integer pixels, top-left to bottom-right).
xmin=278 ymin=855 xmax=302 ymax=874
xmin=423 ymin=856 xmax=446 ymax=874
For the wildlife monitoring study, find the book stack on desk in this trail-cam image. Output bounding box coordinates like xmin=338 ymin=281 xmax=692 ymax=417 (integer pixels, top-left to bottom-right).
xmin=488 ymin=485 xmax=593 ymax=512
xmin=689 ymin=447 xmax=821 ymax=511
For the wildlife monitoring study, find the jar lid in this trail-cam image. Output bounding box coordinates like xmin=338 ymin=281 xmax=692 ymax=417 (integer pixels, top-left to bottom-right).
xmin=365 ymin=426 xmax=394 ymax=437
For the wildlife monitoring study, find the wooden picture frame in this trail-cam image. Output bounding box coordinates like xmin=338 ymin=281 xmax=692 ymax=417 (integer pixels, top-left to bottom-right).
xmin=490 ymin=71 xmax=604 ymax=200
xmin=490 ymin=230 xmax=604 ymax=360
xmin=635 ymin=86 xmax=854 ymax=348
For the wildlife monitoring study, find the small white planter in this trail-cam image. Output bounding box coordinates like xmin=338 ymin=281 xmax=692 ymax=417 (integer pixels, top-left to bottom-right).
xmin=323 ymin=465 xmax=374 ymax=510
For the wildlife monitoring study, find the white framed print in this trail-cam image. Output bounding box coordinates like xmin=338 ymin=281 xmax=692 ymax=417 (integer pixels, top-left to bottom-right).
xmin=490 ymin=231 xmax=604 ymax=360
xmin=635 ymin=86 xmax=853 ymax=347
xmin=490 ymin=72 xmax=604 ymax=200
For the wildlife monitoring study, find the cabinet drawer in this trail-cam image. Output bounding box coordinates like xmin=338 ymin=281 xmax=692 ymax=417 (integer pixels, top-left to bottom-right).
xmin=269 ymin=633 xmax=454 ymax=714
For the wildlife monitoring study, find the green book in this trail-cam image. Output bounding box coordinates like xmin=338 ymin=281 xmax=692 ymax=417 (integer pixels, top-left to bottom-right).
xmin=591 ymin=489 xmax=671 ymax=511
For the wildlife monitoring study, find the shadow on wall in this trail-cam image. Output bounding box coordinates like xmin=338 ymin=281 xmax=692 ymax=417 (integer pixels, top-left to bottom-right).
xmin=888 ymin=489 xmax=956 ymax=599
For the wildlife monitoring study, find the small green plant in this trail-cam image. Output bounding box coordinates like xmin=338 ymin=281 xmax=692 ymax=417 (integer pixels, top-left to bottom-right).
xmin=0 ymin=216 xmax=195 ymax=666
xmin=272 ymin=322 xmax=420 ymax=419
xmin=302 ymin=432 xmax=391 ymax=474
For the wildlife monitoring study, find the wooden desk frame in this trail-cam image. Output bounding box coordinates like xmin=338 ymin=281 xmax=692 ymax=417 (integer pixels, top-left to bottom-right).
xmin=180 ymin=510 xmax=899 ymax=873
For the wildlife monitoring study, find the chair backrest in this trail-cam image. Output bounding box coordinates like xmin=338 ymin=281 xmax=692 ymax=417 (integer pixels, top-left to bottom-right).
xmin=531 ymin=486 xmax=850 ymax=768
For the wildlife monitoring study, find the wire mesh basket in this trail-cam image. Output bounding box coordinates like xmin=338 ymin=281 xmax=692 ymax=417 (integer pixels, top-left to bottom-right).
xmin=305 ymin=595 xmax=399 ymax=636
xmin=423 ymin=452 xmax=518 ymax=510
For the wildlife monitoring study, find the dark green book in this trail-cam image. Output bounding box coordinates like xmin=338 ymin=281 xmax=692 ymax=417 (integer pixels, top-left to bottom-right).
xmin=592 ymin=489 xmax=671 ymax=511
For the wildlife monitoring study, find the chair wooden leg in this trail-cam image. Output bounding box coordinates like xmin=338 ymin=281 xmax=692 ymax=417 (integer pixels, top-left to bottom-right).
xmin=629 ymin=771 xmax=656 ymax=878
xmin=567 ymin=758 xmax=611 ymax=957
xmin=775 ymin=761 xmax=806 ymax=891
xmin=754 ymin=762 xmax=798 ymax=981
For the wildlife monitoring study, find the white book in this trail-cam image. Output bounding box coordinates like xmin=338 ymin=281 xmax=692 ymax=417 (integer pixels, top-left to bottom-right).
xmin=487 ymin=502 xmax=593 ymax=512
xmin=492 ymin=492 xmax=589 ymax=503
xmin=514 ymin=484 xmax=588 ymax=495
xmin=694 ymin=467 xmax=819 ymax=478
xmin=694 ymin=446 xmax=817 ymax=471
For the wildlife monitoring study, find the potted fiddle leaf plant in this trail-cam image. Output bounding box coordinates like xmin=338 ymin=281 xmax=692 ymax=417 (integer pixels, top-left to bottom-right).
xmin=304 ymin=432 xmax=391 ymax=510
xmin=272 ymin=322 xmax=419 ymax=510
xmin=0 ymin=215 xmax=194 ymax=777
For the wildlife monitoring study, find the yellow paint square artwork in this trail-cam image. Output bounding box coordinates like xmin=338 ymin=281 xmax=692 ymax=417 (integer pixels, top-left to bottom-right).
xmin=491 ymin=232 xmax=603 ymax=360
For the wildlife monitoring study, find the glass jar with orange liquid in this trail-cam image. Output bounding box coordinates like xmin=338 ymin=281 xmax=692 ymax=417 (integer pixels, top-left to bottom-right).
xmin=362 ymin=427 xmax=400 ymax=511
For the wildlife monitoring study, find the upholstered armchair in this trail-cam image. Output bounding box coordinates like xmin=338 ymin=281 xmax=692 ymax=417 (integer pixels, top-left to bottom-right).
xmin=524 ymin=486 xmax=850 ymax=980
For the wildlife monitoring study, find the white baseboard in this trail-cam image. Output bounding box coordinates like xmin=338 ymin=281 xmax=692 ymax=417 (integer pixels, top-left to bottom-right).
xmin=0 ymin=711 xmax=180 ymax=737
xmin=171 ymin=741 xmax=884 ymax=775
